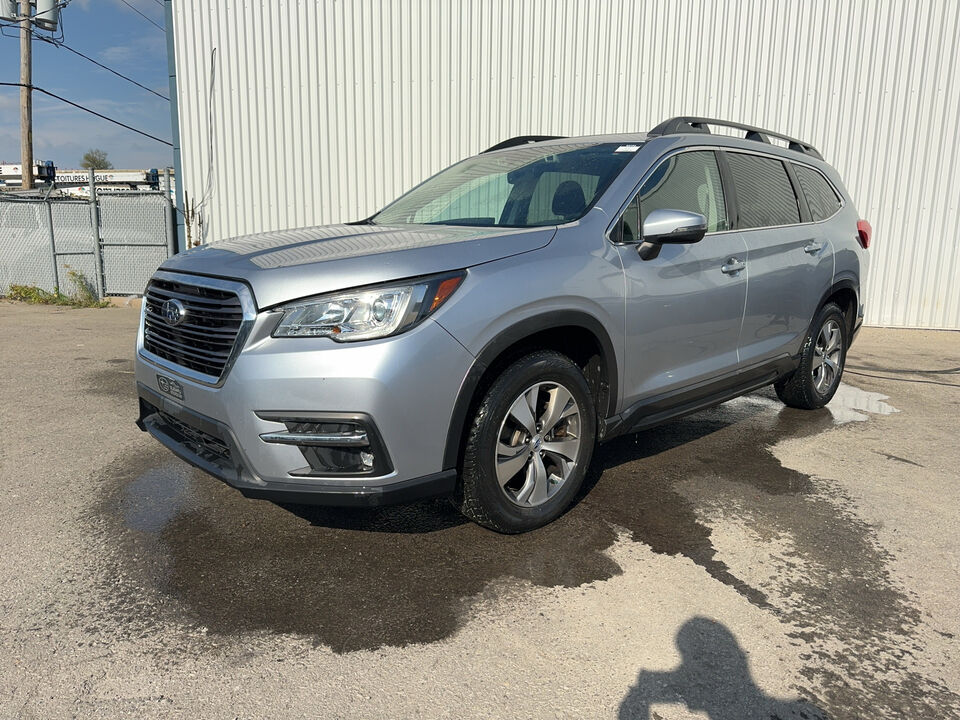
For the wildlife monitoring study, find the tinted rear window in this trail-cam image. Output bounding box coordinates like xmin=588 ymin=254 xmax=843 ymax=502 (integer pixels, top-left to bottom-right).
xmin=726 ymin=153 xmax=800 ymax=229
xmin=794 ymin=164 xmax=842 ymax=221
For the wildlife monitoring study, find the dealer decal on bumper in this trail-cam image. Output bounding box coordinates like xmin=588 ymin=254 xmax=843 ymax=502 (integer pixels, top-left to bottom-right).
xmin=156 ymin=374 xmax=184 ymax=401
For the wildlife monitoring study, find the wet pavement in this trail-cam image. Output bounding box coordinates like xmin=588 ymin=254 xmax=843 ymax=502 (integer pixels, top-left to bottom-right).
xmin=93 ymin=382 xmax=891 ymax=647
xmin=2 ymin=302 xmax=959 ymax=719
xmin=85 ymin=370 xmax=958 ymax=716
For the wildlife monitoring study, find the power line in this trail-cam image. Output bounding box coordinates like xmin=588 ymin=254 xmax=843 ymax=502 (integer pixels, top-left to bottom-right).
xmin=0 ymin=82 xmax=172 ymax=146
xmin=116 ymin=0 xmax=164 ymax=32
xmin=40 ymin=38 xmax=169 ymax=101
xmin=1 ymin=5 xmax=168 ymax=100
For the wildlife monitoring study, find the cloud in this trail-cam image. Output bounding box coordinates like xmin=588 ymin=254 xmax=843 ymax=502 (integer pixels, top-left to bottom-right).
xmin=98 ymin=32 xmax=167 ymax=66
xmin=98 ymin=44 xmax=138 ymax=64
xmin=0 ymin=93 xmax=18 ymax=114
xmin=0 ymin=92 xmax=173 ymax=168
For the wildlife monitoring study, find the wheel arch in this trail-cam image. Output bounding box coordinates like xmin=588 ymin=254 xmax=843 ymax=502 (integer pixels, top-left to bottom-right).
xmin=817 ymin=277 xmax=859 ymax=338
xmin=442 ymin=311 xmax=619 ymax=470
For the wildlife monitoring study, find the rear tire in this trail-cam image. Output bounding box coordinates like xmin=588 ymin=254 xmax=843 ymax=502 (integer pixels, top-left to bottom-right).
xmin=454 ymin=350 xmax=596 ymax=533
xmin=775 ymin=302 xmax=847 ymax=409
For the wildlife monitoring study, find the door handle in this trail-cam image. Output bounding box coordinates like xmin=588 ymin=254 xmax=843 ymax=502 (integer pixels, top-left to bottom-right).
xmin=721 ymin=258 xmax=746 ymax=275
xmin=803 ymin=241 xmax=823 ymax=255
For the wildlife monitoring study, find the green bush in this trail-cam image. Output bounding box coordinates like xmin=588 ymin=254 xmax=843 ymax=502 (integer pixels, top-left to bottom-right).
xmin=4 ymin=268 xmax=110 ymax=308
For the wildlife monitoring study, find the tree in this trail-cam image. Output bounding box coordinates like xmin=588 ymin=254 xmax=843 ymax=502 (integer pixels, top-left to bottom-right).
xmin=80 ymin=149 xmax=113 ymax=170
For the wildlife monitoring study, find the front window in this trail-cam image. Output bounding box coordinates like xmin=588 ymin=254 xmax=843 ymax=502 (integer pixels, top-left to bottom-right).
xmin=637 ymin=150 xmax=729 ymax=232
xmin=614 ymin=150 xmax=729 ymax=242
xmin=372 ymin=143 xmax=638 ymax=228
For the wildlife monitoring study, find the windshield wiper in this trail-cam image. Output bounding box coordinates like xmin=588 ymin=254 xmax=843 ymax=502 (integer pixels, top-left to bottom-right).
xmin=425 ymin=218 xmax=497 ymax=227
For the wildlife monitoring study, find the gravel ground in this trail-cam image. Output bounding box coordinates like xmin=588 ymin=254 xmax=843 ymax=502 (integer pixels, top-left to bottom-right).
xmin=1 ymin=300 xmax=958 ymax=719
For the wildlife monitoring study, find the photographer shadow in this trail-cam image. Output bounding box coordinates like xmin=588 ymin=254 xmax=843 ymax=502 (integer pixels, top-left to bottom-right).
xmin=619 ymin=617 xmax=828 ymax=720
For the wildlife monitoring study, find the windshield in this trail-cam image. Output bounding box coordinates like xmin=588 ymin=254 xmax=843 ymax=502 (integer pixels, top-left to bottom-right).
xmin=372 ymin=142 xmax=640 ymax=228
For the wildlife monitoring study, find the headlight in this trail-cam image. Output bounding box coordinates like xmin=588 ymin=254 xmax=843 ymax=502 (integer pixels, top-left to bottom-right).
xmin=272 ymin=272 xmax=465 ymax=341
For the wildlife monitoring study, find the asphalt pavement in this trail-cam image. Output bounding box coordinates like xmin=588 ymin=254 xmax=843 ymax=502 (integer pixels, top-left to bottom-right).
xmin=1 ymin=300 xmax=958 ymax=719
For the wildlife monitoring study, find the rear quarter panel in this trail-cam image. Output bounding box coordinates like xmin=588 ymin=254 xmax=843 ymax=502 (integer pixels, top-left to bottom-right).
xmin=822 ymin=165 xmax=868 ymax=321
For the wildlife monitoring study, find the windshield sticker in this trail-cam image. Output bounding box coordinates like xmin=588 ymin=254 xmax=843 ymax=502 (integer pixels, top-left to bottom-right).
xmin=615 ymin=145 xmax=641 ymax=153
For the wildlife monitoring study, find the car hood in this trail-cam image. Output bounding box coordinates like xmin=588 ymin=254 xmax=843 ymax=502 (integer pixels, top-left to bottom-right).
xmin=160 ymin=223 xmax=555 ymax=308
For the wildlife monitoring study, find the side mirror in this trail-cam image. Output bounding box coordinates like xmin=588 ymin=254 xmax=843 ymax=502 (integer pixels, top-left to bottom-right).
xmin=638 ymin=209 xmax=707 ymax=260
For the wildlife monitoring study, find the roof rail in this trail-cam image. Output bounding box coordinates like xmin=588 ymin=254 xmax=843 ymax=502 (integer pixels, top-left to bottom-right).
xmin=482 ymin=135 xmax=566 ymax=153
xmin=647 ymin=117 xmax=823 ymax=160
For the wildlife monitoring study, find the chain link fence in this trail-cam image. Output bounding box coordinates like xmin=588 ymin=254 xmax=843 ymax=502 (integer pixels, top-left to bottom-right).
xmin=0 ymin=190 xmax=175 ymax=298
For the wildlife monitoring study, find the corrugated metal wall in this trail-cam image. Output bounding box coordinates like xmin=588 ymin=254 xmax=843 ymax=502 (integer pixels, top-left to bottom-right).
xmin=169 ymin=0 xmax=960 ymax=329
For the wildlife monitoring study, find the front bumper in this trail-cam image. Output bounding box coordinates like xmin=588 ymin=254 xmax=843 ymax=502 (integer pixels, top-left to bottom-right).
xmin=136 ymin=385 xmax=456 ymax=505
xmin=135 ymin=312 xmax=475 ymax=505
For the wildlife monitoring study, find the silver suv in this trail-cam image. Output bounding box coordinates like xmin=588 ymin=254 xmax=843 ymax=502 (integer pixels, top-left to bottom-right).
xmin=135 ymin=116 xmax=871 ymax=533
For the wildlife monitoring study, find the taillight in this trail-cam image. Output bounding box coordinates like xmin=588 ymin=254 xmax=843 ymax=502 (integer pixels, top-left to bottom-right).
xmin=857 ymin=219 xmax=872 ymax=249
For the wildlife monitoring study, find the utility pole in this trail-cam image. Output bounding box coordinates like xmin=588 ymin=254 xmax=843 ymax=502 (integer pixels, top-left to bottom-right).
xmin=19 ymin=0 xmax=33 ymax=190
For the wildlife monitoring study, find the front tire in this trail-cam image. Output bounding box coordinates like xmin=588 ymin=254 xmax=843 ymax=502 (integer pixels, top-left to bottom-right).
xmin=455 ymin=350 xmax=597 ymax=533
xmin=775 ymin=302 xmax=847 ymax=409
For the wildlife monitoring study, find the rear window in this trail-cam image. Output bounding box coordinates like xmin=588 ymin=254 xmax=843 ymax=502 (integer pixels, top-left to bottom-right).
xmin=726 ymin=153 xmax=801 ymax=229
xmin=794 ymin=164 xmax=842 ymax=221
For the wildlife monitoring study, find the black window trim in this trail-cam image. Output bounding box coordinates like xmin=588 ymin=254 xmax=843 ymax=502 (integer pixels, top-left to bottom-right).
xmin=604 ymin=144 xmax=846 ymax=243
xmin=783 ymin=160 xmax=812 ymax=224
xmin=715 ymin=149 xmax=739 ymax=230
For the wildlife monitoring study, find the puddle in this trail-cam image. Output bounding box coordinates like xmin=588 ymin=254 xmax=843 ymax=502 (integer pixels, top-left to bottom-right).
xmin=93 ymin=450 xmax=623 ymax=652
xmin=123 ymin=465 xmax=192 ymax=534
xmin=826 ymin=383 xmax=898 ymax=423
xmin=722 ymin=382 xmax=899 ymax=425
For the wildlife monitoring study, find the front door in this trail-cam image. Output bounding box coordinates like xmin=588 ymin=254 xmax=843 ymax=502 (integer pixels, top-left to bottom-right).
xmin=615 ymin=150 xmax=748 ymax=409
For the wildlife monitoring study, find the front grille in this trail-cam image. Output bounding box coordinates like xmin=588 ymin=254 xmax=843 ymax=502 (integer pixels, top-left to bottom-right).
xmin=143 ymin=278 xmax=244 ymax=379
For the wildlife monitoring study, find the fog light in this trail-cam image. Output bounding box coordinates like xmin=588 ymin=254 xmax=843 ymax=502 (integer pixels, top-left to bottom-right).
xmin=257 ymin=412 xmax=393 ymax=476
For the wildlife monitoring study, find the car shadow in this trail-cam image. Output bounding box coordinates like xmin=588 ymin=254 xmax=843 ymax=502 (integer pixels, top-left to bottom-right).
xmin=277 ymin=496 xmax=468 ymax=533
xmin=618 ymin=617 xmax=828 ymax=719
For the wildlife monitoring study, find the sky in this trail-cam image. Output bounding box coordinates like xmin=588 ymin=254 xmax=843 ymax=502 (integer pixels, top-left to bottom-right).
xmin=0 ymin=0 xmax=172 ymax=170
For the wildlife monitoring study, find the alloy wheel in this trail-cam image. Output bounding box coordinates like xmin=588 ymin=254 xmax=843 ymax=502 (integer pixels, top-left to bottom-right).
xmin=494 ymin=381 xmax=582 ymax=508
xmin=812 ymin=319 xmax=843 ymax=394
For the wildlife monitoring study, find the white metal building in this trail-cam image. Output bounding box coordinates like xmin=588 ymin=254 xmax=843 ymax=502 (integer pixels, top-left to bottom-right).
xmin=165 ymin=0 xmax=960 ymax=329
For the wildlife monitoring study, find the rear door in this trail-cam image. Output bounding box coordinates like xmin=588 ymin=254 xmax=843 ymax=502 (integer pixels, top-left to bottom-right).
xmin=616 ymin=150 xmax=748 ymax=407
xmin=724 ymin=151 xmax=835 ymax=366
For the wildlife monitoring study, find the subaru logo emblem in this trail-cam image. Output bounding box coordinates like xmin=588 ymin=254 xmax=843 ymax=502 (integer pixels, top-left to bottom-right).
xmin=161 ymin=298 xmax=186 ymax=326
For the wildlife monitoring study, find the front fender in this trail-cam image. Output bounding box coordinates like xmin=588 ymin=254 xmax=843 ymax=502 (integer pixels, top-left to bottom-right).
xmin=438 ymin=309 xmax=620 ymax=470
